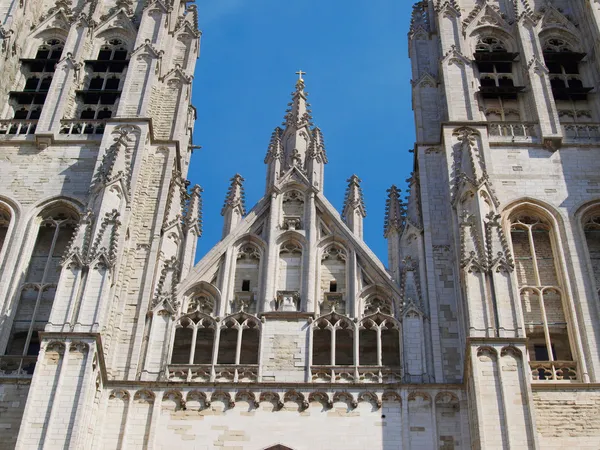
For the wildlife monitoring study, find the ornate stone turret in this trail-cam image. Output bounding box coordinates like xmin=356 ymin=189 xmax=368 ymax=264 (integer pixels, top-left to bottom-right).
xmin=343 ymin=175 xmax=367 ymax=239
xmin=266 ymin=73 xmax=327 ymax=191
xmin=384 ymin=185 xmax=405 ymax=238
xmin=221 ymin=174 xmax=246 ymax=237
xmin=384 ymin=185 xmax=405 ymax=281
xmin=181 ymin=184 xmax=203 ymax=277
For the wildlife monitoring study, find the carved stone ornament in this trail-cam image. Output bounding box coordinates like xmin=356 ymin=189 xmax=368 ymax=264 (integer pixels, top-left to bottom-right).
xmin=276 ymin=291 xmax=300 ymax=312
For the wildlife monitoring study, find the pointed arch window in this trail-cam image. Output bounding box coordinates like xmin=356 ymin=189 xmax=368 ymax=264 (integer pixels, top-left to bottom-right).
xmin=359 ymin=314 xmax=401 ymax=367
xmin=276 ymin=241 xmax=302 ymax=311
xmin=4 ymin=39 xmax=64 ymax=134
xmin=281 ymin=191 xmax=304 ymax=230
xmin=319 ymin=245 xmax=347 ymax=315
xmin=168 ymin=313 xmax=261 ymax=382
xmin=3 ymin=205 xmax=78 ymax=373
xmin=233 ymin=244 xmax=261 ymax=314
xmin=474 ymin=36 xmax=523 ymax=122
xmin=171 ymin=313 xmax=216 ymax=365
xmin=542 ymin=36 xmax=593 ymax=125
xmin=0 ymin=205 xmax=12 ymax=257
xmin=509 ymin=212 xmax=576 ymax=380
xmin=75 ymin=39 xmax=130 ymax=125
xmin=583 ymin=210 xmax=600 ymax=299
xmin=311 ymin=313 xmax=354 ymax=366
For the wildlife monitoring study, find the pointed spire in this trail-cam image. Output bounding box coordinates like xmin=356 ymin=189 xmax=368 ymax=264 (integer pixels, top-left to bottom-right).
xmin=221 ymin=174 xmax=246 ymax=216
xmin=264 ymin=127 xmax=283 ymax=164
xmin=221 ymin=174 xmax=246 ymax=238
xmin=343 ymin=175 xmax=367 ymax=218
xmin=384 ymin=185 xmax=406 ymax=237
xmin=283 ymin=72 xmax=313 ymax=129
xmin=185 ymin=184 xmax=203 ymax=237
xmin=343 ymin=175 xmax=367 ymax=239
xmin=308 ymin=127 xmax=328 ymax=164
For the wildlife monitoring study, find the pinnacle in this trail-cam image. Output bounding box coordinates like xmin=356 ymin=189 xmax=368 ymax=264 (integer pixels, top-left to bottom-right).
xmin=343 ymin=175 xmax=367 ymax=218
xmin=264 ymin=127 xmax=283 ymax=164
xmin=384 ymin=185 xmax=406 ymax=237
xmin=221 ymin=174 xmax=246 ymax=216
xmin=283 ymin=75 xmax=313 ymax=129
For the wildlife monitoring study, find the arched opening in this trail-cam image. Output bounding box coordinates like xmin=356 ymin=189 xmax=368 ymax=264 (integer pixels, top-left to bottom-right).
xmin=217 ymin=321 xmax=238 ymax=364
xmin=193 ymin=318 xmax=216 ymax=364
xmin=233 ymin=244 xmax=261 ymax=313
xmin=6 ymin=205 xmax=78 ymax=357
xmin=359 ymin=321 xmax=378 ymax=365
xmin=171 ymin=318 xmax=194 ymax=364
xmin=335 ymin=324 xmax=354 ymax=365
xmin=319 ymin=245 xmax=347 ymax=315
xmin=583 ymin=209 xmax=600 ymax=297
xmin=281 ymin=190 xmax=304 ymax=230
xmin=0 ymin=204 xmax=12 ymax=256
xmin=474 ymin=35 xmax=522 ymax=123
xmin=277 ymin=241 xmax=302 ymax=311
xmin=7 ymin=39 xmax=64 ymax=131
xmin=240 ymin=322 xmax=259 ymax=364
xmin=509 ymin=210 xmax=576 ymax=380
xmin=312 ymin=321 xmax=331 ymax=365
xmin=381 ymin=322 xmax=401 ymax=367
xmin=541 ymin=35 xmax=592 ymax=126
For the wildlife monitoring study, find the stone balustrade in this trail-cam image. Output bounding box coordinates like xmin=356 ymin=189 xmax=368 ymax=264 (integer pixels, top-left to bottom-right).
xmin=0 ymin=119 xmax=37 ymax=135
xmin=59 ymin=119 xmax=107 ymax=135
xmin=529 ymin=360 xmax=578 ymax=381
xmin=166 ymin=364 xmax=259 ymax=383
xmin=488 ymin=121 xmax=538 ymax=140
xmin=0 ymin=355 xmax=37 ymax=377
xmin=311 ymin=366 xmax=403 ymax=384
xmin=561 ymin=123 xmax=600 ymax=142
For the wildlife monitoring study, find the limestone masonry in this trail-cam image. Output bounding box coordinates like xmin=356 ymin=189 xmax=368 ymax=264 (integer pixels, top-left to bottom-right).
xmin=0 ymin=0 xmax=600 ymax=449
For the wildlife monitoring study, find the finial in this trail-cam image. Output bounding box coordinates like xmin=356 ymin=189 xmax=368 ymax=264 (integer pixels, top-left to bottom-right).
xmin=221 ymin=174 xmax=246 ymax=216
xmin=343 ymin=175 xmax=367 ymax=218
xmin=384 ymin=185 xmax=406 ymax=237
xmin=295 ymin=69 xmax=306 ymax=82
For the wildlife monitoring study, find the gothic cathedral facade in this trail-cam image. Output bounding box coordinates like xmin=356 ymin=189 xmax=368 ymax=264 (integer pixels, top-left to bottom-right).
xmin=0 ymin=0 xmax=600 ymax=449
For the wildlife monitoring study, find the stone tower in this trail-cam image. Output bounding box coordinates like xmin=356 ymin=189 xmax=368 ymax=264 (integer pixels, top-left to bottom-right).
xmin=1 ymin=0 xmax=600 ymax=449
xmin=401 ymin=0 xmax=600 ymax=447
xmin=0 ymin=0 xmax=201 ymax=448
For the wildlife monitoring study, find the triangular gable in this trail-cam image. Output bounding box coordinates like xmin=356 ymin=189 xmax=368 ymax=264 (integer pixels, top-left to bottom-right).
xmin=95 ymin=9 xmax=137 ymax=39
xmin=30 ymin=10 xmax=71 ymax=39
xmin=131 ymin=41 xmax=162 ymax=58
xmin=539 ymin=5 xmax=580 ymax=38
xmin=174 ymin=17 xmax=201 ymax=39
xmin=144 ymin=0 xmax=168 ymax=13
xmin=464 ymin=3 xmax=512 ymax=35
xmin=179 ymin=196 xmax=271 ymax=293
xmin=276 ymin=165 xmax=311 ymax=189
xmin=161 ymin=66 xmax=192 ymax=84
xmin=180 ymin=187 xmax=401 ymax=301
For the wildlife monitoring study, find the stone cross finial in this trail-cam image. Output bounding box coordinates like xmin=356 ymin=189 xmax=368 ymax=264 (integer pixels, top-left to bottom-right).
xmin=295 ymin=70 xmax=306 ymax=81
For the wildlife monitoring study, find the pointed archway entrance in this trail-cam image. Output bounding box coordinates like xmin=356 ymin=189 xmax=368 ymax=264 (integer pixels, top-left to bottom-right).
xmin=265 ymin=446 xmax=294 ymax=450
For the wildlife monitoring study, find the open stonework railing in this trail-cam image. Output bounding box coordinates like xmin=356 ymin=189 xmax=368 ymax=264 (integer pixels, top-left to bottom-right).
xmin=529 ymin=360 xmax=578 ymax=381
xmin=0 ymin=355 xmax=37 ymax=377
xmin=59 ymin=119 xmax=106 ymax=135
xmin=488 ymin=122 xmax=538 ymax=140
xmin=166 ymin=364 xmax=259 ymax=383
xmin=561 ymin=123 xmax=600 ymax=141
xmin=311 ymin=366 xmax=403 ymax=384
xmin=0 ymin=119 xmax=38 ymax=135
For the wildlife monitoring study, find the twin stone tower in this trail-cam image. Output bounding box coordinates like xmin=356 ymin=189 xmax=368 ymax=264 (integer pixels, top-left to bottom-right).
xmin=0 ymin=0 xmax=600 ymax=449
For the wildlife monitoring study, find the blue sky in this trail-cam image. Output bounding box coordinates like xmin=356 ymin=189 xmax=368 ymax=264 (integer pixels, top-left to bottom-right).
xmin=189 ymin=0 xmax=416 ymax=265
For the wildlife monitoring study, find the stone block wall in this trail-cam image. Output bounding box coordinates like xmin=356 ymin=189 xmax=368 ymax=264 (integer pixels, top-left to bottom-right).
xmin=95 ymin=387 xmax=466 ymax=450
xmin=533 ymin=389 xmax=600 ymax=449
xmin=0 ymin=382 xmax=29 ymax=450
xmin=261 ymin=319 xmax=307 ymax=383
